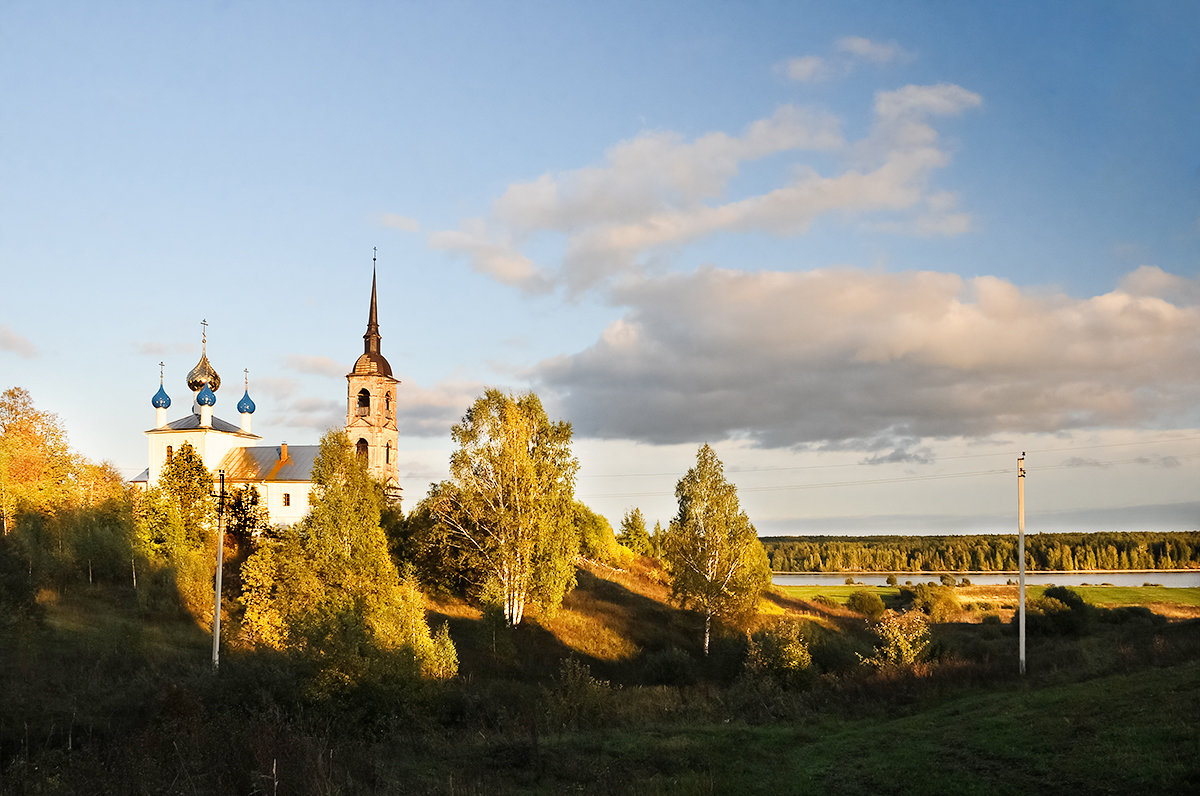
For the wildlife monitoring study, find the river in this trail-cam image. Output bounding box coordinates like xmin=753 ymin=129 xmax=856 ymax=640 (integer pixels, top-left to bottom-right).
xmin=772 ymin=570 xmax=1200 ymax=588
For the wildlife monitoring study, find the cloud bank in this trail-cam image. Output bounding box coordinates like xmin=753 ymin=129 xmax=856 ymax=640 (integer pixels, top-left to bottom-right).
xmin=535 ymin=266 xmax=1200 ymax=448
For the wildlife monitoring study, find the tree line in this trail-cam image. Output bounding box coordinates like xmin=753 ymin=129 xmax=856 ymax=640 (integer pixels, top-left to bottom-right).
xmin=2 ymin=385 xmax=770 ymax=672
xmin=763 ymin=531 xmax=1200 ymax=573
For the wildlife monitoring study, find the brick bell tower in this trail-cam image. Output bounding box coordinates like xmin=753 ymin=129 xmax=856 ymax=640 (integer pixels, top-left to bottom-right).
xmin=345 ymin=253 xmax=401 ymax=499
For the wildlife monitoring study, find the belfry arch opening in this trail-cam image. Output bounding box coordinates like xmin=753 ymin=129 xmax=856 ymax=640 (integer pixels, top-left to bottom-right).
xmin=356 ymin=438 xmax=368 ymax=457
xmin=357 ymin=389 xmax=370 ymax=416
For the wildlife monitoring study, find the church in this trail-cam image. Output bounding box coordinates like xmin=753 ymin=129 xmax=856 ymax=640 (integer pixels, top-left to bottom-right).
xmin=131 ymin=267 xmax=401 ymax=525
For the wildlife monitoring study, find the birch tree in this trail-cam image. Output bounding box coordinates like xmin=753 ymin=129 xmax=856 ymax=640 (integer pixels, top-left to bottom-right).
xmin=662 ymin=444 xmax=770 ymax=655
xmin=430 ymin=390 xmax=578 ymax=626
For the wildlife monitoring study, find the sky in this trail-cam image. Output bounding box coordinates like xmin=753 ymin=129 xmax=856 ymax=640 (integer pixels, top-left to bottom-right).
xmin=2 ymin=1 xmax=1198 ymax=536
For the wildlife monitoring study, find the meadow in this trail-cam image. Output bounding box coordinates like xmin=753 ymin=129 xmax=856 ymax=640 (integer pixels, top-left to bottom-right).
xmin=3 ymin=556 xmax=1198 ymax=793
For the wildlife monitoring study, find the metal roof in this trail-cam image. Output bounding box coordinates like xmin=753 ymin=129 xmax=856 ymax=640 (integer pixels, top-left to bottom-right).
xmin=217 ymin=444 xmax=319 ymax=482
xmin=146 ymin=412 xmax=260 ymax=437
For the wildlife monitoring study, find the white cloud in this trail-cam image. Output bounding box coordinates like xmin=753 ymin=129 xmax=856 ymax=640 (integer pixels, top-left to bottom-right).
xmin=0 ymin=325 xmax=38 ymax=358
xmin=535 ymin=267 xmax=1200 ymax=448
xmin=378 ymin=212 xmax=420 ymax=232
xmin=782 ymin=55 xmax=830 ymax=83
xmin=434 ymin=82 xmax=978 ymax=296
xmin=836 ymin=36 xmax=912 ymax=64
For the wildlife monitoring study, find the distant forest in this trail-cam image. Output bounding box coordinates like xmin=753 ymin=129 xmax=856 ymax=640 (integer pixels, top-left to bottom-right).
xmin=762 ymin=531 xmax=1200 ymax=573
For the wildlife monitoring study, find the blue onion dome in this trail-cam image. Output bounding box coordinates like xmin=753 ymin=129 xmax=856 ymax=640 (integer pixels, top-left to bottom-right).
xmin=186 ymin=351 xmax=221 ymax=393
xmin=196 ymin=384 xmax=217 ymax=407
xmin=152 ymin=384 xmax=172 ymax=409
xmin=237 ymin=389 xmax=256 ymax=414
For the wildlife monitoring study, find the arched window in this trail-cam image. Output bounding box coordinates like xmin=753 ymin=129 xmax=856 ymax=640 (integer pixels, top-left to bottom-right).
xmin=357 ymin=389 xmax=370 ymax=416
xmin=385 ymin=392 xmax=392 ymax=414
xmin=356 ymin=438 xmax=368 ymax=458
xmin=166 ymin=445 xmax=173 ymax=462
xmin=385 ymin=442 xmax=391 ymax=464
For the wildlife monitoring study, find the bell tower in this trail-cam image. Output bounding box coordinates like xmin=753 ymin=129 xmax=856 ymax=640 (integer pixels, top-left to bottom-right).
xmin=345 ymin=252 xmax=400 ymax=496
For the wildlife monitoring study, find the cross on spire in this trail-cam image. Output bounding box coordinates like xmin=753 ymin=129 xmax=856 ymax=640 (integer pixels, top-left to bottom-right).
xmin=244 ymin=368 xmax=249 ymax=389
xmin=201 ymin=319 xmax=208 ymax=350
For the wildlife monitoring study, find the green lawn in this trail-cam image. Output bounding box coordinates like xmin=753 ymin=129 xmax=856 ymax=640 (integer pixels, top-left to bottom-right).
xmin=776 ymin=584 xmax=1200 ymax=609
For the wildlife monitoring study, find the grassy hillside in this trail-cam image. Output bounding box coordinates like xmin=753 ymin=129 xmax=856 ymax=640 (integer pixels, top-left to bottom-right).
xmin=3 ymin=556 xmax=1198 ymax=793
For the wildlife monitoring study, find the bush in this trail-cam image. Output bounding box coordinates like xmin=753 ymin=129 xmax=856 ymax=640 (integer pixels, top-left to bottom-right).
xmin=939 ymin=574 xmax=957 ymax=587
xmin=813 ymin=594 xmax=838 ymax=608
xmin=846 ymin=590 xmax=885 ymax=620
xmin=745 ymin=619 xmax=813 ymax=687
xmin=639 ymin=647 xmax=697 ymax=686
xmin=885 ymin=574 xmax=898 ymax=586
xmin=1021 ymin=588 xmax=1091 ymax=635
xmin=898 ymin=583 xmax=960 ymax=622
xmin=860 ymin=611 xmax=931 ymax=667
xmin=844 ymin=577 xmax=855 ymax=585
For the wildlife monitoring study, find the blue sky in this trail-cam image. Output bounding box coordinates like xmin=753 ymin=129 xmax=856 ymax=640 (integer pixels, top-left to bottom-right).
xmin=2 ymin=1 xmax=1198 ymax=534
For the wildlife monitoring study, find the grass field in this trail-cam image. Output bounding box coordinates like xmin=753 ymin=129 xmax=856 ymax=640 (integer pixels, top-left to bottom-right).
xmin=776 ymin=583 xmax=1200 ymax=613
xmin=3 ymin=561 xmax=1199 ymax=793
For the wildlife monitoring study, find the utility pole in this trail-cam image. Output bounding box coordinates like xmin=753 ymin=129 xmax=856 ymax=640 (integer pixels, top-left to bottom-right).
xmin=212 ymin=470 xmax=226 ymax=672
xmin=1017 ymin=453 xmax=1026 ymax=676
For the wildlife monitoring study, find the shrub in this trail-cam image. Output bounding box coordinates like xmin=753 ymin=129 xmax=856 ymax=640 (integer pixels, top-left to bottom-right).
xmin=844 ymin=577 xmax=855 ymax=585
xmin=1042 ymin=586 xmax=1086 ymax=611
xmin=640 ymin=647 xmax=697 ymax=686
xmin=898 ymin=583 xmax=960 ymax=622
xmin=745 ymin=619 xmax=813 ymax=686
xmin=980 ymin=613 xmax=1002 ymax=626
xmin=885 ymin=574 xmax=898 ymax=586
xmin=813 ymin=594 xmax=838 ymax=608
xmin=939 ymin=574 xmax=957 ymax=587
xmin=860 ymin=611 xmax=931 ymax=667
xmin=846 ymin=590 xmax=885 ymax=620
xmin=959 ymin=577 xmax=971 ymax=586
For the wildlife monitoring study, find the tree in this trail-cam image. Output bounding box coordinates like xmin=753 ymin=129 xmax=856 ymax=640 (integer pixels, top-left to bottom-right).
xmin=430 ymin=390 xmax=579 ymax=626
xmin=0 ymin=387 xmax=76 ymax=535
xmin=575 ymin=500 xmax=618 ymax=564
xmin=662 ymin=444 xmax=770 ymax=655
xmin=156 ymin=442 xmax=215 ymax=548
xmin=617 ymin=507 xmax=650 ymax=555
xmin=240 ymin=430 xmax=453 ymax=680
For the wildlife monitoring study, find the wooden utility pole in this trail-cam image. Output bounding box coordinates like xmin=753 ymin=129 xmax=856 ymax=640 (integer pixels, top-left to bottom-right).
xmin=1017 ymin=453 xmax=1026 ymax=676
xmin=212 ymin=470 xmax=226 ymax=672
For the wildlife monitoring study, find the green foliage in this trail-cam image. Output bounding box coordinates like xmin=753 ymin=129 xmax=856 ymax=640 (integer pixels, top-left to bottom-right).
xmin=617 ymin=507 xmax=651 ymax=556
xmin=745 ymin=619 xmax=813 ymax=686
xmin=860 ymin=610 xmax=931 ymax=667
xmin=574 ymin=500 xmax=619 ymax=564
xmin=225 ymin=484 xmax=269 ymax=545
xmin=430 ymin=390 xmax=579 ymax=626
xmin=157 ymin=442 xmax=215 ymax=548
xmin=649 ymin=520 xmax=665 ymax=557
xmin=639 ymin=646 xmax=697 ymax=685
xmin=662 ymin=444 xmax=770 ymax=655
xmin=846 ymin=589 xmax=886 ymax=619
xmin=899 ymin=583 xmax=961 ymax=622
xmin=762 ymin=531 xmax=1200 ymax=573
xmin=384 ymin=492 xmax=486 ymax=596
xmin=885 ymin=574 xmax=898 ymax=586
xmin=1024 ymin=586 xmax=1091 ymax=635
xmin=240 ymin=431 xmax=454 ymax=681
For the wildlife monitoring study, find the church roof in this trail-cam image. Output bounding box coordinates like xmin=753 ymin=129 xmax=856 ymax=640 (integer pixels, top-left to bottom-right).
xmin=146 ymin=412 xmax=261 ymax=437
xmin=218 ymin=444 xmax=319 ymax=482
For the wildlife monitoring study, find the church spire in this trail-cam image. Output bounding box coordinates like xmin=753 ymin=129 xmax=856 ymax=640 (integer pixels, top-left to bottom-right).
xmin=364 ymin=247 xmax=381 ymax=356
xmin=349 ymin=250 xmax=393 ymax=378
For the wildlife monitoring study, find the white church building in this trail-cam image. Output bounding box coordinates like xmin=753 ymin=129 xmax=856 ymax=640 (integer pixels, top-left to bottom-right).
xmin=132 ymin=267 xmax=401 ymax=525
